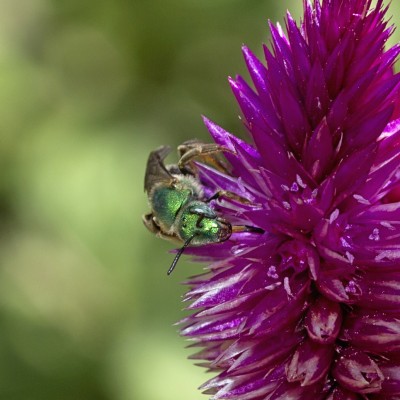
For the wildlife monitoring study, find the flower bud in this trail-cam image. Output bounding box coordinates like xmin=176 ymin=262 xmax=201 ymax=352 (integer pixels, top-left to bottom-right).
xmin=305 ymin=296 xmax=342 ymax=344
xmin=332 ymin=348 xmax=384 ymax=394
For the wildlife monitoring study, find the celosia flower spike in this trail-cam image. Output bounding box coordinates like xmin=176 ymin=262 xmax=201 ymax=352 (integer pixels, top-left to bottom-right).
xmin=181 ymin=0 xmax=400 ymax=399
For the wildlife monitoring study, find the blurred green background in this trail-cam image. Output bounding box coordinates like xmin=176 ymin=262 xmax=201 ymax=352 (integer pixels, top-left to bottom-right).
xmin=0 ymin=1 xmax=398 ymax=399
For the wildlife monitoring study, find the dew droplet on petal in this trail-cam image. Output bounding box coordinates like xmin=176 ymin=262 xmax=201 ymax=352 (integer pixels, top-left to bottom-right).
xmin=368 ymin=228 xmax=380 ymax=241
xmin=340 ymin=237 xmax=351 ymax=248
xmin=296 ymin=174 xmax=307 ymax=189
xmin=380 ymin=221 xmax=395 ymax=230
xmin=345 ymin=251 xmax=355 ymax=264
xmin=267 ymin=265 xmax=279 ymax=279
xmin=265 ymin=282 xmax=281 ymax=291
xmin=375 ymin=249 xmax=400 ymax=261
xmin=283 ymin=277 xmax=293 ymax=297
xmin=345 ymin=280 xmax=357 ymax=294
xmin=329 ymin=209 xmax=340 ymax=224
xmin=353 ymin=194 xmax=371 ymax=205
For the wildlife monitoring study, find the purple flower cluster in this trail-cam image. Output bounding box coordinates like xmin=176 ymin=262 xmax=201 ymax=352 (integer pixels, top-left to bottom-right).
xmin=180 ymin=0 xmax=400 ymax=398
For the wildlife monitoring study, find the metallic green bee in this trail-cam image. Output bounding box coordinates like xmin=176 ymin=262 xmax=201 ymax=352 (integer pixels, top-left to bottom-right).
xmin=143 ymin=140 xmax=255 ymax=275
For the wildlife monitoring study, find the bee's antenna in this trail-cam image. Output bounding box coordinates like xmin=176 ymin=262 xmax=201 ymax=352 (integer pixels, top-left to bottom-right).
xmin=167 ymin=236 xmax=195 ymax=276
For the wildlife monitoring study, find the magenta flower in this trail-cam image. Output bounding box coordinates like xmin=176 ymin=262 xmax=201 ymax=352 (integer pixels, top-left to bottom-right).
xmin=180 ymin=0 xmax=400 ymax=399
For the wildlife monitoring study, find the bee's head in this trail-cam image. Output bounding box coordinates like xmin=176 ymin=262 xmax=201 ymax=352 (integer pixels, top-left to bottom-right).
xmin=167 ymin=202 xmax=232 ymax=275
xmin=178 ymin=202 xmax=232 ymax=245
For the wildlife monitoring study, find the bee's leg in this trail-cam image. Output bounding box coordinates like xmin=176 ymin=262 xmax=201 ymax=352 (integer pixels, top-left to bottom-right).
xmin=204 ymin=192 xmax=263 ymax=233
xmin=232 ymin=225 xmax=264 ymax=234
xmin=178 ymin=140 xmax=224 ymax=161
xmin=142 ymin=213 xmax=161 ymax=235
xmin=142 ymin=213 xmax=176 ymax=241
xmin=205 ymin=190 xmax=253 ymax=205
xmin=177 ymin=140 xmax=234 ymax=174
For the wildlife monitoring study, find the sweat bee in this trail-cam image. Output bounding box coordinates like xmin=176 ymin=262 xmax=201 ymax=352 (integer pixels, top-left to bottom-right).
xmin=143 ymin=140 xmax=261 ymax=275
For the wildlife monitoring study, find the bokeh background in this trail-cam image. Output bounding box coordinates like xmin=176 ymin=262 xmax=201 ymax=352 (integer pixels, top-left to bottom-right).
xmin=0 ymin=0 xmax=398 ymax=399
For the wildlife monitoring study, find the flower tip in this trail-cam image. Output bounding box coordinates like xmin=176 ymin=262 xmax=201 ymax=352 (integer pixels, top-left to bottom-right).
xmin=201 ymin=114 xmax=210 ymax=125
xmin=228 ymin=76 xmax=242 ymax=93
xmin=241 ymin=45 xmax=259 ymax=66
xmin=202 ymin=115 xmax=216 ymax=131
xmin=202 ymin=116 xmax=232 ymax=147
xmin=286 ymin=9 xmax=294 ymax=21
xmin=241 ymin=45 xmax=250 ymax=55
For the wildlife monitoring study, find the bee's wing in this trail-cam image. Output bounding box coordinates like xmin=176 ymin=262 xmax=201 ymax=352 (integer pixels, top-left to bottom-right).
xmin=144 ymin=145 xmax=174 ymax=192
